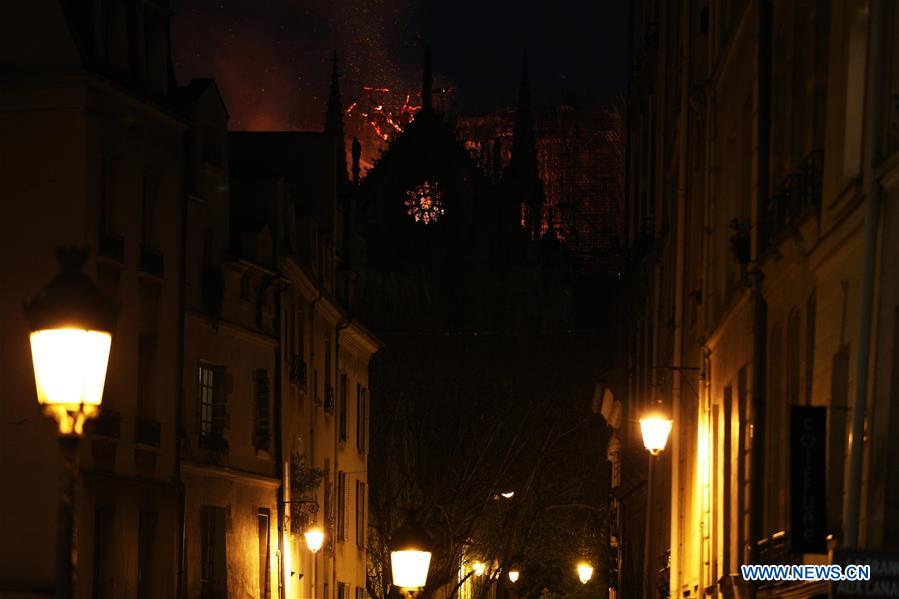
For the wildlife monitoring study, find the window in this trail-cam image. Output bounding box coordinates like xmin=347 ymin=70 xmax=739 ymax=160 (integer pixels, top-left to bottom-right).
xmin=337 ymin=582 xmax=350 ymax=599
xmin=100 ymin=153 xmax=119 ymax=233
xmin=323 ymin=460 xmax=333 ymax=552
xmin=254 ymin=369 xmax=271 ymax=450
xmin=200 ymin=506 xmax=228 ymax=599
xmin=141 ymin=172 xmax=159 ymax=246
xmin=198 ymin=364 xmax=227 ymax=445
xmin=404 ymin=180 xmax=445 ymax=224
xmin=355 ymin=481 xmax=366 ymax=549
xmin=337 ymin=471 xmax=347 ymax=542
xmin=240 ymin=273 xmax=252 ymax=301
xmin=137 ymin=336 xmax=156 ymax=419
xmin=338 ymin=373 xmax=348 ymax=442
xmin=137 ymin=511 xmax=157 ymax=599
xmin=356 ymin=386 xmax=367 ymax=453
xmin=828 ymin=346 xmax=851 ymax=533
xmin=356 ymin=587 xmax=367 ymax=599
xmin=324 ymin=339 xmax=333 ymax=411
xmin=722 ymin=387 xmax=732 ymax=573
xmin=258 ymin=509 xmax=271 ymax=599
xmin=93 ymin=505 xmax=116 ymax=599
xmin=738 ymin=366 xmax=750 ymax=564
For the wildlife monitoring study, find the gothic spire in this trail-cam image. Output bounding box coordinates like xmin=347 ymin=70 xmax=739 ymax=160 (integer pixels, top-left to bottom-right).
xmin=422 ymin=46 xmax=433 ymax=112
xmin=511 ymin=52 xmax=538 ymax=181
xmin=506 ymin=51 xmax=545 ymax=238
xmin=324 ymin=51 xmax=349 ymax=189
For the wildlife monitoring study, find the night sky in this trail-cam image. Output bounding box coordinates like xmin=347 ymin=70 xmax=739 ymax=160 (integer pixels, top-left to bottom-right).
xmin=171 ymin=0 xmax=628 ymax=132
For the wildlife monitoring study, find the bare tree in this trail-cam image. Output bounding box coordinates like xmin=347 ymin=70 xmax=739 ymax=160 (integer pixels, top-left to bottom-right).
xmin=367 ymin=332 xmax=610 ymax=599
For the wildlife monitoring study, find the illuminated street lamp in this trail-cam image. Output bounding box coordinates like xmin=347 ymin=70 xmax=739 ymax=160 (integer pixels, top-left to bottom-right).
xmin=304 ymin=526 xmax=324 ymax=553
xmin=639 ymin=413 xmax=673 ymax=456
xmin=640 ymin=411 xmax=673 ymax=599
xmin=577 ymin=562 xmax=594 ymax=584
xmin=25 ymin=248 xmax=116 ymax=436
xmin=471 ymin=561 xmax=486 ymax=576
xmin=24 ymin=247 xmax=116 ymax=599
xmin=390 ymin=514 xmax=433 ymax=596
xmin=507 ymin=569 xmax=520 ymax=584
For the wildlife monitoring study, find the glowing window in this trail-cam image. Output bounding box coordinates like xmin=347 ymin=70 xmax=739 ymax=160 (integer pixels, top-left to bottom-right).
xmin=405 ymin=180 xmax=445 ymax=224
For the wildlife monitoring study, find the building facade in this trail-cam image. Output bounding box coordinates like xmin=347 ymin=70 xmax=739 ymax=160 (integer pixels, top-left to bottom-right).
xmin=0 ymin=2 xmax=186 ymax=597
xmin=617 ymin=1 xmax=899 ymax=598
xmin=0 ymin=6 xmax=378 ymax=599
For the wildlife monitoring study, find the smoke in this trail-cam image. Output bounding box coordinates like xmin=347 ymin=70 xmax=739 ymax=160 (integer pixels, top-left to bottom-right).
xmin=172 ymin=0 xmax=426 ymax=133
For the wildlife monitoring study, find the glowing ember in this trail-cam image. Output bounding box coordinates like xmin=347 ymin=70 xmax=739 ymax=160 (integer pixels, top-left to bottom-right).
xmin=347 ymin=86 xmax=421 ymax=142
xmin=405 ymin=180 xmax=445 ymax=224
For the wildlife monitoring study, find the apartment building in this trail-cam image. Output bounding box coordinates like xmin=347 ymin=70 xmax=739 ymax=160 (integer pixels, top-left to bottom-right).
xmin=618 ymin=1 xmax=899 ymax=597
xmin=0 ymin=2 xmax=186 ymax=596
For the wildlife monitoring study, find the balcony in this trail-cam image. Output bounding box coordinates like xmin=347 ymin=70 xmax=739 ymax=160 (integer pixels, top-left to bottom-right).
xmin=763 ymin=150 xmax=823 ymax=251
xmin=134 ymin=417 xmax=161 ymax=447
xmin=98 ymin=229 xmax=125 ymax=264
xmin=139 ymin=243 xmax=164 ymax=279
xmin=755 ymin=532 xmax=800 ymax=567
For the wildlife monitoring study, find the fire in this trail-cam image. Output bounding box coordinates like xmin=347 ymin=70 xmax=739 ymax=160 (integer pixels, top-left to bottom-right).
xmin=346 ymin=86 xmax=421 ymax=142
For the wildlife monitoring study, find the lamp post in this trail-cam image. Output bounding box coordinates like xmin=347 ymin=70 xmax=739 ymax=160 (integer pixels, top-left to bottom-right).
xmin=282 ymin=497 xmax=322 ymax=596
xmin=389 ymin=514 xmax=433 ymax=598
xmin=24 ymin=248 xmax=116 ymax=599
xmin=304 ymin=525 xmax=323 ymax=598
xmin=506 ymin=568 xmax=520 ymax=599
xmin=639 ymin=412 xmax=672 ymax=599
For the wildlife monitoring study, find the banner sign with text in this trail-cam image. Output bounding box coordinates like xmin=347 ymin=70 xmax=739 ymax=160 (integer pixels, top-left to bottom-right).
xmin=790 ymin=405 xmax=827 ymax=554
xmin=831 ymin=550 xmax=899 ymax=597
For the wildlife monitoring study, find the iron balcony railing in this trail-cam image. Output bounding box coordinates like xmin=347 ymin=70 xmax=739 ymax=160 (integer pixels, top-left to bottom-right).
xmin=139 ymin=243 xmax=164 ymax=278
xmin=763 ymin=150 xmax=823 ymax=251
xmin=135 ymin=417 xmax=161 ymax=447
xmin=98 ymin=228 xmax=125 ymax=264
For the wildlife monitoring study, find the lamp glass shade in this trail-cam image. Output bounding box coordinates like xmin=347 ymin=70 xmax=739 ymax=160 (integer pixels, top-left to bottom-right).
xmin=30 ymin=328 xmax=111 ymax=434
xmin=472 ymin=561 xmax=486 ymax=576
xmin=577 ymin=562 xmax=594 ymax=584
xmin=304 ymin=527 xmax=324 ymax=553
xmin=639 ymin=415 xmax=673 ymax=455
xmin=391 ymin=549 xmax=432 ymax=588
xmin=508 ymin=570 xmax=520 ymax=583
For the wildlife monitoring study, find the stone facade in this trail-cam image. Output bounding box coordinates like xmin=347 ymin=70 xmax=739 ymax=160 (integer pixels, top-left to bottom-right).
xmin=619 ymin=1 xmax=899 ymax=598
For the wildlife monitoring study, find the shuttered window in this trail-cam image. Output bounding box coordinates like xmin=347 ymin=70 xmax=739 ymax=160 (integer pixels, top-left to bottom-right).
xmin=356 ymin=481 xmax=366 ymax=549
xmin=356 ymin=386 xmax=367 ymax=453
xmin=338 ymin=373 xmax=348 ymax=442
xmin=337 ymin=471 xmax=348 ymax=541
